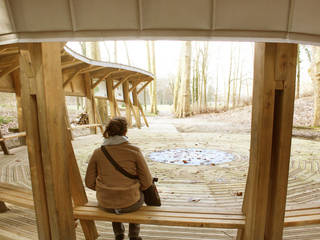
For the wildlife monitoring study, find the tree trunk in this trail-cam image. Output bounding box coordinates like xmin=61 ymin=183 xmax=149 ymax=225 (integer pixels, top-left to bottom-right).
xmin=150 ymin=41 xmax=158 ymax=114
xmin=114 ymin=41 xmax=118 ymax=62
xmin=103 ymin=42 xmax=111 ymax=61
xmin=201 ymin=42 xmax=209 ymax=112
xmin=124 ymin=41 xmax=131 ymax=65
xmin=296 ymin=45 xmax=301 ymax=99
xmin=232 ymin=46 xmax=240 ymax=109
xmin=173 ymin=56 xmax=182 ymax=113
xmin=309 ymin=47 xmax=320 ymax=127
xmin=176 ymin=41 xmax=192 ymax=117
xmin=215 ymin=67 xmax=219 ymax=110
xmin=238 ymin=62 xmax=243 ymax=106
xmin=312 ymin=75 xmax=320 ymax=127
xmin=226 ymin=45 xmax=233 ymax=110
xmin=193 ymin=48 xmax=200 ymax=113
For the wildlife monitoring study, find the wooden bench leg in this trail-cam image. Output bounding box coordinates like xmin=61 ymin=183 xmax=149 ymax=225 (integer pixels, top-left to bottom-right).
xmin=0 ymin=201 xmax=9 ymax=213
xmin=0 ymin=130 xmax=10 ymax=155
xmin=80 ymin=220 xmax=99 ymax=240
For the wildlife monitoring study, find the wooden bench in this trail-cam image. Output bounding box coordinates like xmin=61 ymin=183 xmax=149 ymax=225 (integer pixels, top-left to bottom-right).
xmin=0 ymin=132 xmax=27 ymax=143
xmin=74 ymin=202 xmax=245 ymax=229
xmin=0 ymin=183 xmax=33 ymax=211
xmin=0 ymin=183 xmax=320 ymax=233
xmin=0 ymin=131 xmax=27 ymax=155
xmin=285 ymin=203 xmax=320 ymax=227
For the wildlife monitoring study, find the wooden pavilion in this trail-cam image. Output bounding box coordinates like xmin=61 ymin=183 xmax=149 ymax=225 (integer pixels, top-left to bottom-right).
xmin=0 ymin=43 xmax=153 ymax=153
xmin=0 ymin=1 xmax=320 ymax=240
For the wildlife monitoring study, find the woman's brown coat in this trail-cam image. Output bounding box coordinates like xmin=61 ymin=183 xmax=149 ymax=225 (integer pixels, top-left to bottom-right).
xmin=85 ymin=142 xmax=153 ymax=209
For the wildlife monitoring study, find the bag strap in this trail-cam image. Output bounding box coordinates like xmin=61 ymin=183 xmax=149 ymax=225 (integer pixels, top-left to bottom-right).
xmin=100 ymin=146 xmax=139 ymax=180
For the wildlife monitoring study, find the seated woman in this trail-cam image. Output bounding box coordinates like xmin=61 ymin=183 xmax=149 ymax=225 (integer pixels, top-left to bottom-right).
xmin=85 ymin=117 xmax=153 ymax=240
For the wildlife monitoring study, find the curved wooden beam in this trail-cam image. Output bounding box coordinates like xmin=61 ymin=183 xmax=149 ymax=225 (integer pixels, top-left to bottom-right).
xmin=91 ymin=69 xmax=121 ymax=89
xmin=137 ymin=79 xmax=153 ymax=94
xmin=113 ymin=73 xmax=139 ymax=90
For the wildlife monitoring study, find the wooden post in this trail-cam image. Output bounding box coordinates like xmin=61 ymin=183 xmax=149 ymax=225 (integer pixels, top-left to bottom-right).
xmin=96 ymin=98 xmax=108 ymax=124
xmin=138 ymin=103 xmax=149 ymax=127
xmin=84 ymin=73 xmax=97 ymax=134
xmin=238 ymin=43 xmax=297 ymax=240
xmin=0 ymin=130 xmax=10 ymax=155
xmin=19 ymin=43 xmax=76 ymax=240
xmin=107 ymin=79 xmax=116 ymax=118
xmin=12 ymin=70 xmax=26 ymax=145
xmin=122 ymin=81 xmax=132 ymax=126
xmin=64 ymin=123 xmax=98 ymax=240
xmin=132 ymin=87 xmax=141 ymax=128
xmin=0 ymin=201 xmax=8 ymax=213
xmin=64 ymin=102 xmax=74 ymax=140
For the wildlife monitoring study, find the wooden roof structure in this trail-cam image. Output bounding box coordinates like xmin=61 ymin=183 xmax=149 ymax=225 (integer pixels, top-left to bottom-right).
xmin=0 ymin=44 xmax=153 ymax=96
xmin=0 ymin=43 xmax=154 ymax=130
xmin=0 ymin=0 xmax=320 ymax=45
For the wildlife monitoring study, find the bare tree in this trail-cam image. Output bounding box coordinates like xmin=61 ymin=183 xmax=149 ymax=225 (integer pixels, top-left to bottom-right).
xmin=102 ymin=42 xmax=111 ymax=61
xmin=176 ymin=41 xmax=192 ymax=117
xmin=309 ymin=47 xmax=320 ymax=127
xmin=124 ymin=41 xmax=131 ymax=65
xmin=173 ymin=49 xmax=183 ymax=113
xmin=226 ymin=44 xmax=233 ymax=110
xmin=201 ymin=42 xmax=209 ymax=112
xmin=146 ymin=41 xmax=158 ymax=114
xmin=114 ymin=41 xmax=118 ymax=62
xmin=296 ymin=45 xmax=301 ymax=99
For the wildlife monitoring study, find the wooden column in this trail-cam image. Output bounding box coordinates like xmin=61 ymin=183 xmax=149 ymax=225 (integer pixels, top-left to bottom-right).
xmin=84 ymin=73 xmax=97 ymax=134
xmin=238 ymin=43 xmax=297 ymax=240
xmin=0 ymin=201 xmax=8 ymax=212
xmin=19 ymin=43 xmax=76 ymax=240
xmin=122 ymin=81 xmax=132 ymax=126
xmin=138 ymin=103 xmax=149 ymax=127
xmin=64 ymin=125 xmax=98 ymax=240
xmin=12 ymin=70 xmax=26 ymax=145
xmin=107 ymin=79 xmax=116 ymax=118
xmin=96 ymin=98 xmax=108 ymax=124
xmin=0 ymin=130 xmax=9 ymax=155
xmin=132 ymin=87 xmax=141 ymax=128
xmin=64 ymin=102 xmax=74 ymax=140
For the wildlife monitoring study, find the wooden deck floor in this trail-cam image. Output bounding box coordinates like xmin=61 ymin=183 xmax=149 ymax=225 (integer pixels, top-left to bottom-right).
xmin=1 ymin=140 xmax=320 ymax=239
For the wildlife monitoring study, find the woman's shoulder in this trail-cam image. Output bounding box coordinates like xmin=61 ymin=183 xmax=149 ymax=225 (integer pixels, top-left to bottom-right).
xmin=122 ymin=142 xmax=141 ymax=153
xmin=92 ymin=147 xmax=104 ymax=156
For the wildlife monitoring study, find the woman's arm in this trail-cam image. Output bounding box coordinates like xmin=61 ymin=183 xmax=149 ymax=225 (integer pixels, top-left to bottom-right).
xmin=136 ymin=149 xmax=153 ymax=191
xmin=85 ymin=152 xmax=98 ymax=190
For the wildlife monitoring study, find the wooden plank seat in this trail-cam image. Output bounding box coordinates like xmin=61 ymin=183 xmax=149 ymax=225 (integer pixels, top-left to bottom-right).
xmin=0 ymin=183 xmax=33 ymax=210
xmin=1 ymin=182 xmax=320 ymax=231
xmin=74 ymin=202 xmax=246 ymax=229
xmin=285 ymin=203 xmax=320 ymax=227
xmin=0 ymin=132 xmax=27 ymax=142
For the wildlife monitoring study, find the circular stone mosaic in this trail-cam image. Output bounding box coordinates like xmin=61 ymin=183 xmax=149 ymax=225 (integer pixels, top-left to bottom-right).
xmin=148 ymin=148 xmax=237 ymax=165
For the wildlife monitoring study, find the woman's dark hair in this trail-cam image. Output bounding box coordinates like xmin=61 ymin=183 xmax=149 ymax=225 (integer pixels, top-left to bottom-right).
xmin=103 ymin=117 xmax=128 ymax=138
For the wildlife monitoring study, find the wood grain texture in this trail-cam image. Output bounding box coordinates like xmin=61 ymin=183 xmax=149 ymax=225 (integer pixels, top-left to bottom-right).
xmin=106 ymin=79 xmax=116 ymax=118
xmin=0 ymin=130 xmax=10 ymax=155
xmin=238 ymin=43 xmax=297 ymax=240
xmin=122 ymin=81 xmax=132 ymax=126
xmin=241 ymin=43 xmax=277 ymax=240
xmin=265 ymin=44 xmax=297 ymax=240
xmin=132 ymin=87 xmax=141 ymax=128
xmin=84 ymin=73 xmax=97 ymax=134
xmin=19 ymin=43 xmax=76 ymax=240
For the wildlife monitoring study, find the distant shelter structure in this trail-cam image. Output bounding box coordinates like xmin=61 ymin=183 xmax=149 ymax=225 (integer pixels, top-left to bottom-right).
xmin=0 ymin=43 xmax=153 ymax=152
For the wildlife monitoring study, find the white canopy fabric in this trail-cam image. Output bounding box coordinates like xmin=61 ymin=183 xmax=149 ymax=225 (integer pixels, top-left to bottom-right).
xmin=0 ymin=0 xmax=320 ymax=45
